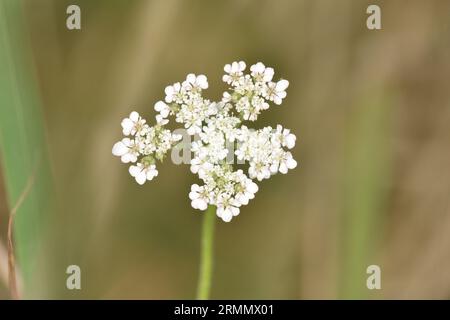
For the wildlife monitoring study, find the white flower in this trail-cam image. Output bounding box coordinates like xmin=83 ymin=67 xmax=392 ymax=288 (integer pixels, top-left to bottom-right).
xmin=112 ymin=138 xmax=141 ymax=163
xmin=216 ymin=194 xmax=240 ymax=222
xmin=183 ymin=74 xmax=208 ymax=91
xmin=278 ymin=152 xmax=297 ymax=174
xmin=154 ymin=101 xmax=170 ymax=117
xmin=235 ymin=95 xmax=269 ymax=121
xmin=250 ymin=62 xmax=274 ymax=82
xmin=223 ymin=61 xmax=246 ymax=86
xmin=154 ymin=101 xmax=170 ymax=126
xmin=190 ymin=157 xmax=213 ymax=176
xmin=249 ymin=162 xmax=271 ymax=181
xmin=189 ymin=184 xmax=209 ymax=210
xmin=263 ymin=79 xmax=289 ymax=105
xmin=121 ymin=111 xmax=147 ymax=136
xmin=164 ymin=82 xmax=185 ymax=104
xmin=235 ymin=74 xmax=255 ymax=95
xmin=175 ymin=96 xmax=214 ymax=136
xmin=129 ymin=163 xmax=158 ymax=185
xmin=275 ymin=125 xmax=296 ymax=149
xmin=154 ymin=101 xmax=171 ymax=125
xmin=222 ymin=91 xmax=232 ymax=103
xmin=236 ymin=96 xmax=251 ymax=117
xmin=234 ymin=171 xmax=258 ymax=205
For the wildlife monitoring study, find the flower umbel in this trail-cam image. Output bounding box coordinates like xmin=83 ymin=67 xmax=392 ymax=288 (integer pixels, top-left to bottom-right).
xmin=112 ymin=61 xmax=297 ymax=222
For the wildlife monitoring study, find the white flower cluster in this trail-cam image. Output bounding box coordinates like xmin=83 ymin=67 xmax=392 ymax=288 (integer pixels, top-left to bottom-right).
xmin=112 ymin=61 xmax=297 ymax=222
xmin=112 ymin=111 xmax=182 ymax=185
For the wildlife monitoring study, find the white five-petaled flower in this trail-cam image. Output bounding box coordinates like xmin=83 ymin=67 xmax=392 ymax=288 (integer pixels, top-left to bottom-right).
xmin=112 ymin=138 xmax=141 ymax=163
xmin=154 ymin=101 xmax=170 ymax=117
xmin=164 ymin=82 xmax=185 ymax=104
xmin=189 ymin=184 xmax=209 ymax=211
xmin=183 ymin=73 xmax=208 ymax=91
xmin=278 ymin=152 xmax=297 ymax=174
xmin=249 ymin=162 xmax=271 ymax=181
xmin=113 ymin=60 xmax=297 ymax=222
xmin=263 ymin=79 xmax=289 ymax=105
xmin=216 ymin=194 xmax=241 ymax=222
xmin=250 ymin=62 xmax=274 ymax=83
xmin=129 ymin=163 xmax=158 ymax=185
xmin=223 ymin=61 xmax=246 ymax=86
xmin=121 ymin=111 xmax=148 ymax=136
xmin=276 ymin=125 xmax=296 ymax=149
xmin=234 ymin=170 xmax=259 ymax=205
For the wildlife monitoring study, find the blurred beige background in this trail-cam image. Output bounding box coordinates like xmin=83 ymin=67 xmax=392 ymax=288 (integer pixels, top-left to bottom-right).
xmin=1 ymin=0 xmax=450 ymax=299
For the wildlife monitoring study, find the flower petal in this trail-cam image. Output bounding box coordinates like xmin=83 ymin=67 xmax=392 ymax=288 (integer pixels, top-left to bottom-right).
xmin=197 ymin=75 xmax=208 ymax=89
xmin=287 ymin=157 xmax=297 ymax=169
xmin=276 ymin=79 xmax=289 ymax=91
xmin=121 ymin=119 xmax=134 ymax=135
xmin=135 ymin=171 xmax=147 ymax=185
xmin=129 ymin=111 xmax=139 ymax=121
xmin=112 ymin=141 xmax=128 ymax=156
xmin=221 ymin=208 xmax=232 ymax=222
xmin=154 ymin=101 xmax=167 ymax=112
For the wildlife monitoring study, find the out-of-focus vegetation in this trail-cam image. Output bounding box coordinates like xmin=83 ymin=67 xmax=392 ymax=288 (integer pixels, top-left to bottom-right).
xmin=1 ymin=0 xmax=450 ymax=299
xmin=0 ymin=0 xmax=53 ymax=298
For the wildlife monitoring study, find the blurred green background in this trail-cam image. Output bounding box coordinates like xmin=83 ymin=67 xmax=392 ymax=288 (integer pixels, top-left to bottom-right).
xmin=1 ymin=0 xmax=450 ymax=299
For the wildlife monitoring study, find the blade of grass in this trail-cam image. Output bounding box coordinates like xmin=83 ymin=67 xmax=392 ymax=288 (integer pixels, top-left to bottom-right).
xmin=7 ymin=169 xmax=36 ymax=299
xmin=0 ymin=0 xmax=52 ymax=298
xmin=339 ymin=92 xmax=392 ymax=299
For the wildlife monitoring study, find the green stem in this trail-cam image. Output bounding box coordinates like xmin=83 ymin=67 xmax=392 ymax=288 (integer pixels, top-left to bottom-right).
xmin=196 ymin=205 xmax=216 ymax=300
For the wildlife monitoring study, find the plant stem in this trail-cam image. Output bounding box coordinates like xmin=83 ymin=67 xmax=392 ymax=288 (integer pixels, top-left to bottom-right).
xmin=196 ymin=205 xmax=215 ymax=300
